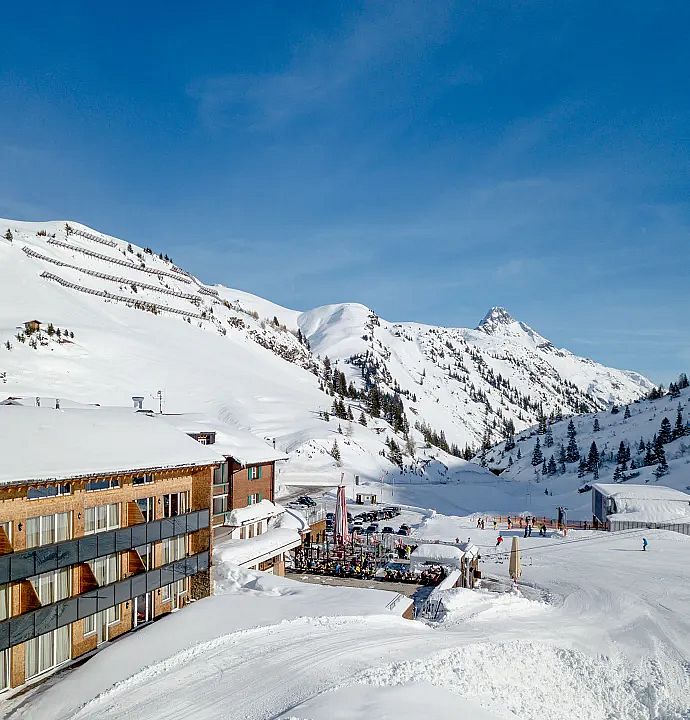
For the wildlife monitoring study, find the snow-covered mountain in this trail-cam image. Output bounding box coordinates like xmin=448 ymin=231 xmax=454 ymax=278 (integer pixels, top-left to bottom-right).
xmin=0 ymin=218 xmax=654 ymax=494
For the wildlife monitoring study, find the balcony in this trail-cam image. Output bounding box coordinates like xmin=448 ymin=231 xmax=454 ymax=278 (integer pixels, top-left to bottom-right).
xmin=0 ymin=550 xmax=210 ymax=651
xmin=0 ymin=509 xmax=210 ymax=585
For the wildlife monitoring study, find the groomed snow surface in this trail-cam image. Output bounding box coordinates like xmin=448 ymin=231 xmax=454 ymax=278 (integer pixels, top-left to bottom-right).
xmin=8 ymin=513 xmax=690 ymax=720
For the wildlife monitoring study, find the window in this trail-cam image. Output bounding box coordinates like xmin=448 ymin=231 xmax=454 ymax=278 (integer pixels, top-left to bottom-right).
xmin=0 ymin=584 xmax=8 ymax=622
xmin=161 ymin=535 xmax=186 ymax=565
xmin=30 ymin=568 xmax=71 ymax=605
xmin=89 ymin=554 xmax=120 ymax=586
xmin=132 ymin=474 xmax=153 ymax=486
xmin=213 ymin=463 xmax=228 ymax=486
xmin=136 ymin=497 xmax=155 ymax=522
xmin=163 ymin=492 xmax=188 ymax=518
xmin=85 ymin=478 xmax=119 ymax=492
xmin=248 ymin=466 xmax=262 ymax=480
xmin=213 ymin=496 xmax=227 ymax=516
xmin=256 ymin=522 xmax=263 ymax=536
xmin=198 ymin=436 xmax=208 ymax=445
xmin=25 ymin=513 xmax=71 ymax=548
xmin=84 ymin=555 xmax=121 ymax=636
xmin=27 ymin=484 xmax=71 ymax=500
xmin=0 ymin=648 xmax=9 ymax=692
xmin=247 ymin=493 xmax=261 ymax=506
xmin=25 ymin=626 xmax=70 ymax=679
xmin=161 ymin=578 xmax=187 ymax=604
xmin=84 ymin=504 xmax=120 ymax=534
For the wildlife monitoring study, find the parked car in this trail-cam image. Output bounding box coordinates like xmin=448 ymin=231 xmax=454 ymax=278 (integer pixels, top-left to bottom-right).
xmin=398 ymin=525 xmax=411 ymax=535
xmin=326 ymin=512 xmax=335 ymax=520
xmin=396 ymin=528 xmax=408 ymax=536
xmin=382 ymin=526 xmax=394 ymax=534
xmin=352 ymin=525 xmax=365 ymax=535
xmin=365 ymin=525 xmax=378 ymax=535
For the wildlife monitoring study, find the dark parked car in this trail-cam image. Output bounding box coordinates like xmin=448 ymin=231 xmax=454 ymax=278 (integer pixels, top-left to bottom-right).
xmin=382 ymin=526 xmax=394 ymax=534
xmin=365 ymin=525 xmax=378 ymax=534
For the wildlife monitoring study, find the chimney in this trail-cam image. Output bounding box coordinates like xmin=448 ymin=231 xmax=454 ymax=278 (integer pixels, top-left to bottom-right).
xmin=132 ymin=396 xmax=144 ymax=411
xmin=55 ymin=398 xmax=60 ymax=409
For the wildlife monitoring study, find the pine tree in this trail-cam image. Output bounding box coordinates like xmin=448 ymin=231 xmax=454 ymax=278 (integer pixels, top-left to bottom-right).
xmin=593 ymin=418 xmax=600 ymax=432
xmin=616 ymin=441 xmax=628 ymax=466
xmin=669 ymin=382 xmax=680 ymax=399
xmin=613 ymin=465 xmax=623 ymax=483
xmin=4 ymin=229 xmax=12 ymax=242
xmin=323 ymin=411 xmax=330 ymax=422
xmin=673 ymin=407 xmax=685 ymax=440
xmin=547 ymin=455 xmax=557 ymax=475
xmin=517 ymin=447 xmax=522 ymax=460
xmin=541 ymin=458 xmax=547 ymax=474
xmin=558 ymin=443 xmax=566 ymax=464
xmin=624 ymin=405 xmax=631 ymax=419
xmin=531 ymin=437 xmax=544 ymax=466
xmin=47 ymin=323 xmax=55 ymax=336
xmin=330 ymin=440 xmax=341 ymax=464
xmin=659 ymin=417 xmax=672 ymax=445
xmin=678 ymin=372 xmax=689 ymax=390
xmin=358 ymin=412 xmax=367 ymax=426
xmin=566 ymin=435 xmax=580 ymax=463
xmin=587 ymin=441 xmax=599 ymax=472
xmin=537 ymin=414 xmax=547 ymax=434
xmin=508 ymin=455 xmax=513 ymax=466
xmin=610 ymin=404 xmax=619 ymax=415
xmin=567 ymin=419 xmax=577 ymax=440
xmin=347 ymin=405 xmax=354 ymax=421
xmin=544 ymin=426 xmax=554 ymax=448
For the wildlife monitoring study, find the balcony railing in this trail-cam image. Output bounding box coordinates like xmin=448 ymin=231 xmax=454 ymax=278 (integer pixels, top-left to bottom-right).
xmin=0 ymin=509 xmax=210 ymax=585
xmin=0 ymin=550 xmax=210 ymax=651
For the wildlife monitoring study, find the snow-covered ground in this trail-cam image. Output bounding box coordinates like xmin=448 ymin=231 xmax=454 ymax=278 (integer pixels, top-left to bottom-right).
xmin=8 ymin=513 xmax=690 ymax=720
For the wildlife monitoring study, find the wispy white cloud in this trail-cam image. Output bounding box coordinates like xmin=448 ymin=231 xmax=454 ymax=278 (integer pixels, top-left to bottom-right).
xmin=188 ymin=2 xmax=455 ymax=130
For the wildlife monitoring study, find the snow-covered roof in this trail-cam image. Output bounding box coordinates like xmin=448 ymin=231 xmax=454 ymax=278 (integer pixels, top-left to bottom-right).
xmin=217 ymin=527 xmax=302 ymax=567
xmin=280 ymin=507 xmax=309 ymax=533
xmin=593 ymin=484 xmax=690 ymax=524
xmin=158 ymin=413 xmax=288 ymax=465
xmin=0 ymin=405 xmax=224 ymax=485
xmin=592 ymin=484 xmax=690 ymax=502
xmin=225 ymin=499 xmax=284 ymax=527
xmin=410 ymin=543 xmax=466 ymax=568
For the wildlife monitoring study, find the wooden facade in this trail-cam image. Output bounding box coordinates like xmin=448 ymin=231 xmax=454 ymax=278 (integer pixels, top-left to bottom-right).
xmin=0 ymin=464 xmax=215 ymax=692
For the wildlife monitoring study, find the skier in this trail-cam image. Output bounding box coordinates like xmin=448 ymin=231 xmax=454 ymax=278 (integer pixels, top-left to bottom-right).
xmin=642 ymin=538 xmax=648 ymax=552
xmin=524 ymin=524 xmax=528 ymax=538
xmin=493 ymin=518 xmax=497 ymax=531
xmin=495 ymin=534 xmax=504 ymax=547
xmin=528 ymin=523 xmax=532 ymax=537
xmin=507 ymin=517 xmax=512 ymax=530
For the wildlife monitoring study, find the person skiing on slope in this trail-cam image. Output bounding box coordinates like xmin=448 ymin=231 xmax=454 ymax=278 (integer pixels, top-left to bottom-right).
xmin=642 ymin=538 xmax=648 ymax=552
xmin=495 ymin=535 xmax=504 ymax=547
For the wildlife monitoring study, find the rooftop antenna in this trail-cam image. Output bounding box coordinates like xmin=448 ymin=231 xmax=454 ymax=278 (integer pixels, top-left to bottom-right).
xmin=157 ymin=390 xmax=163 ymax=414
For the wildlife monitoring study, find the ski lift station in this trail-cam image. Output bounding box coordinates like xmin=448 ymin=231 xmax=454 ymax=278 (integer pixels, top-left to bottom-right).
xmin=592 ymin=483 xmax=690 ymax=535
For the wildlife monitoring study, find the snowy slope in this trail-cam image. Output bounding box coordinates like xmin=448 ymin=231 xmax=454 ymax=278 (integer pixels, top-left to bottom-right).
xmin=476 ymin=386 xmax=690 ymax=518
xmin=0 ymin=217 xmax=654 ymax=500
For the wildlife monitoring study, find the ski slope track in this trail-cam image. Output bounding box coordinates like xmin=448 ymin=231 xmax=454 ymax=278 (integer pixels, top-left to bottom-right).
xmin=0 ymin=218 xmax=653 ymax=497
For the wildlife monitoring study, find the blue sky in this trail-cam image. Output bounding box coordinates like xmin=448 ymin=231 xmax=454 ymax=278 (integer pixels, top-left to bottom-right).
xmin=1 ymin=2 xmax=688 ymax=383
